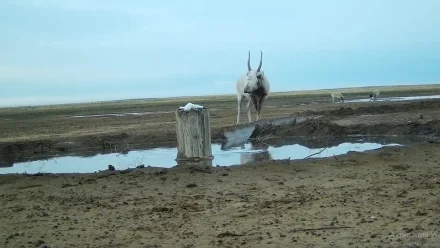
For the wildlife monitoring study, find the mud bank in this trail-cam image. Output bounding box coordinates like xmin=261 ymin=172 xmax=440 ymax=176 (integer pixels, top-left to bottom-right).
xmin=250 ymin=119 xmax=440 ymax=140
xmin=2 ymin=101 xmax=440 ymax=167
xmin=0 ymin=131 xmax=227 ymax=168
xmin=2 ymin=118 xmax=439 ymax=168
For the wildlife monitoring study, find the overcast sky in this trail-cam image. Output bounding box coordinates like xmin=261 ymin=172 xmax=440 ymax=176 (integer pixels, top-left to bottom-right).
xmin=1 ymin=0 xmax=439 ymax=106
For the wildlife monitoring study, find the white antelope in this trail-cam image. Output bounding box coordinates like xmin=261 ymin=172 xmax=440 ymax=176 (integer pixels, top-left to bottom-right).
xmin=235 ymin=50 xmax=270 ymax=124
xmin=331 ymin=92 xmax=345 ymax=103
xmin=370 ymin=90 xmax=380 ymax=101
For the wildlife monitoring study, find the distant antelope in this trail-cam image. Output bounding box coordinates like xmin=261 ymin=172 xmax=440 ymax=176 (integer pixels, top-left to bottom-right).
xmin=331 ymin=92 xmax=345 ymax=103
xmin=370 ymin=90 xmax=380 ymax=101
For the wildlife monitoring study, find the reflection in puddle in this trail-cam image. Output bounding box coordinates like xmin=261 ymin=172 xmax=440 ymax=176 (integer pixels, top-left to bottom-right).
xmin=0 ymin=139 xmax=401 ymax=174
xmin=346 ymin=95 xmax=440 ymax=103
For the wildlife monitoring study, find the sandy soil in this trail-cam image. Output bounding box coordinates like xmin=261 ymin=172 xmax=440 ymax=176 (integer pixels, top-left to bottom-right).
xmin=1 ymin=92 xmax=440 ymax=247
xmin=1 ymin=141 xmax=440 ymax=247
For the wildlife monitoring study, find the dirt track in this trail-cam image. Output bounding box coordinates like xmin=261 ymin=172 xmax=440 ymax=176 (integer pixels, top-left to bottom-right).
xmin=1 ymin=95 xmax=440 ymax=247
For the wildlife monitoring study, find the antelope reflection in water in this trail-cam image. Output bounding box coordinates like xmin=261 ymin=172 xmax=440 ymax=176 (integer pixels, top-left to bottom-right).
xmin=239 ymin=142 xmax=272 ymax=164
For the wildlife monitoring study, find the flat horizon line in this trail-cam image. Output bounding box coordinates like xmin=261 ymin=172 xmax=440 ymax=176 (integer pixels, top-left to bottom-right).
xmin=2 ymin=83 xmax=440 ymax=109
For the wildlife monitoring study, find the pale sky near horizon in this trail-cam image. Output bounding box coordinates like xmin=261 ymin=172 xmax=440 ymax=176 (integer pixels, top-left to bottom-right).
xmin=1 ymin=0 xmax=440 ymax=106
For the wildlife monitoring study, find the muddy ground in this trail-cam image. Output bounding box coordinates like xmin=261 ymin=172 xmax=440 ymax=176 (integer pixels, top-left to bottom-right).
xmin=1 ymin=92 xmax=440 ymax=247
xmin=1 ymin=142 xmax=440 ymax=247
xmin=2 ymin=93 xmax=440 ymax=165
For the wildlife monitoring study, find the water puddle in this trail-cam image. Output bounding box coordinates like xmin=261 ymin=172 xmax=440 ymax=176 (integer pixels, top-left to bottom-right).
xmin=70 ymin=111 xmax=172 ymax=118
xmin=0 ymin=135 xmax=413 ymax=174
xmin=346 ymin=95 xmax=440 ymax=103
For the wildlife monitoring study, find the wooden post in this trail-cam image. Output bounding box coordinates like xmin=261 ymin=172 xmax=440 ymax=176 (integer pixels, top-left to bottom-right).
xmin=175 ymin=107 xmax=213 ymax=165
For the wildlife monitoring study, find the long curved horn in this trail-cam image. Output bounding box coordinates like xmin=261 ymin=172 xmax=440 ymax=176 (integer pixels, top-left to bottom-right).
xmin=247 ymin=51 xmax=251 ymax=71
xmin=257 ymin=50 xmax=263 ymax=72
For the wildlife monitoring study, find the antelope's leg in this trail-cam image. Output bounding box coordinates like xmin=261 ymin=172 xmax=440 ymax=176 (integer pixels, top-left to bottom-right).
xmin=246 ymin=98 xmax=252 ymax=123
xmin=250 ymin=95 xmax=259 ymax=122
xmin=256 ymin=96 xmax=266 ymax=121
xmin=236 ymin=95 xmax=244 ymax=125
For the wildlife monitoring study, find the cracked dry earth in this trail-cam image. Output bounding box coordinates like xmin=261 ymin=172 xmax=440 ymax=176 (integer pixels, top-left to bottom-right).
xmin=1 ymin=140 xmax=440 ymax=248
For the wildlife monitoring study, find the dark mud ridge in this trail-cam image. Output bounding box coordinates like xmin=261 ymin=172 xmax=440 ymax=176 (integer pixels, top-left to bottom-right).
xmin=250 ymin=118 xmax=440 ymax=139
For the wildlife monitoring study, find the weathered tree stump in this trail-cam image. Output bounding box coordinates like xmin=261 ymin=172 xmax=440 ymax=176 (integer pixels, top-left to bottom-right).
xmin=175 ymin=107 xmax=213 ymax=165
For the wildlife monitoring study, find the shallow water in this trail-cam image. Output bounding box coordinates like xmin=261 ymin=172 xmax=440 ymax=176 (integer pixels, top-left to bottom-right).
xmin=70 ymin=111 xmax=172 ymax=118
xmin=0 ymin=140 xmax=401 ymax=174
xmin=346 ymin=94 xmax=440 ymax=103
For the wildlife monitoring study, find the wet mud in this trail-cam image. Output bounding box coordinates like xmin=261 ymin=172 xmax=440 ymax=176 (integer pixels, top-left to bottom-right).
xmin=2 ymin=100 xmax=440 ymax=167
xmin=1 ymin=98 xmax=440 ymax=247
xmin=1 ymin=141 xmax=440 ymax=247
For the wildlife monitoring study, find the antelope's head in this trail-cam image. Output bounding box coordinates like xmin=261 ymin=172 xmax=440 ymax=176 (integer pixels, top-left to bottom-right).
xmin=244 ymin=51 xmax=265 ymax=94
